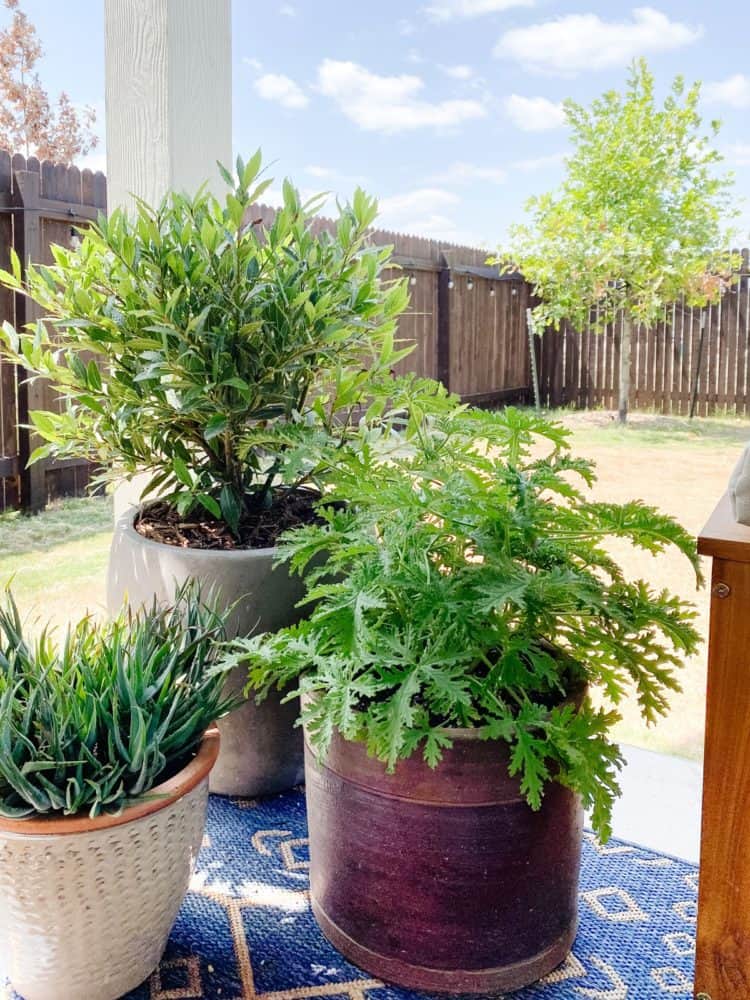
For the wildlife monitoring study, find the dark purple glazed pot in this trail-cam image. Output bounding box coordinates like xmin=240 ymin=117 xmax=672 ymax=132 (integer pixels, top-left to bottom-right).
xmin=304 ymin=722 xmax=583 ymax=994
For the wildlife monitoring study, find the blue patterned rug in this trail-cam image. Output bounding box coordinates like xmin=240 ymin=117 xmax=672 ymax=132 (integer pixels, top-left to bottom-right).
xmin=7 ymin=789 xmax=699 ymax=999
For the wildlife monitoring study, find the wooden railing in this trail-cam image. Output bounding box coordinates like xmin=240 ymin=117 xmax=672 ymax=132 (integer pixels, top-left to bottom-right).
xmin=695 ymin=495 xmax=750 ymax=998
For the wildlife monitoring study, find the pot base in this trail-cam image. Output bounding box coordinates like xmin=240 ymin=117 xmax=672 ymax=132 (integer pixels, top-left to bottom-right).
xmin=312 ymin=899 xmax=576 ymax=995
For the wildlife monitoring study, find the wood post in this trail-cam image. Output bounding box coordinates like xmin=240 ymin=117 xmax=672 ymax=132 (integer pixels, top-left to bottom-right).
xmin=618 ymin=314 xmax=632 ymax=423
xmin=695 ymin=494 xmax=750 ymax=998
xmin=12 ymin=166 xmax=47 ymax=512
xmin=104 ymin=0 xmax=232 ymax=516
xmin=437 ymin=266 xmax=452 ymax=392
xmin=104 ymin=0 xmax=232 ymax=214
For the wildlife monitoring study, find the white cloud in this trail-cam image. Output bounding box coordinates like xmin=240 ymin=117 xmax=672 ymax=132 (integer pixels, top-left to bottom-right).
xmin=303 ymin=165 xmax=370 ymax=188
xmin=727 ymin=143 xmax=750 ymax=167
xmin=512 ymin=151 xmax=566 ymax=171
xmin=442 ymin=64 xmax=474 ymax=80
xmin=430 ymin=161 xmax=507 ymax=184
xmin=243 ymin=57 xmax=263 ymax=72
xmin=316 ymin=59 xmax=486 ymax=132
xmin=360 ymin=187 xmax=485 ymax=244
xmin=504 ymin=95 xmax=565 ymax=131
xmin=495 ymin=7 xmax=702 ymax=75
xmin=254 ymin=73 xmax=309 ymax=109
xmin=304 ymin=165 xmax=336 ymax=179
xmin=407 ymin=48 xmax=425 ymax=64
xmin=380 ymin=188 xmax=460 ymax=216
xmin=424 ymin=0 xmax=533 ymax=22
xmin=279 ymin=4 xmax=297 ymax=16
xmin=398 ymin=18 xmax=416 ymax=35
xmin=705 ymin=74 xmax=750 ymax=109
xmin=376 ymin=188 xmax=460 ymax=233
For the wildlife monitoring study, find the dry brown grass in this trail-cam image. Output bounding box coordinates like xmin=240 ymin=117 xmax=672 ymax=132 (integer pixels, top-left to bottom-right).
xmin=558 ymin=409 xmax=748 ymax=758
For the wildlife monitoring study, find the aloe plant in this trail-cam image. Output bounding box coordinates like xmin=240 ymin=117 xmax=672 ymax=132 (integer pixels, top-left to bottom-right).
xmin=0 ymin=585 xmax=236 ymax=819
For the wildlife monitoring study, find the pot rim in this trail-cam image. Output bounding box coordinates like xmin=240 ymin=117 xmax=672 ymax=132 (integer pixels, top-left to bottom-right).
xmin=0 ymin=726 xmax=220 ymax=836
xmin=119 ymin=508 xmax=279 ymax=558
xmin=301 ymin=682 xmax=588 ymax=746
xmin=121 ymin=486 xmax=327 ymax=559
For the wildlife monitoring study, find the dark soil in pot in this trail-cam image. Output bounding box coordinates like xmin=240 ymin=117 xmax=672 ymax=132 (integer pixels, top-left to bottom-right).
xmin=135 ymin=487 xmax=321 ymax=549
xmin=304 ymin=725 xmax=583 ymax=995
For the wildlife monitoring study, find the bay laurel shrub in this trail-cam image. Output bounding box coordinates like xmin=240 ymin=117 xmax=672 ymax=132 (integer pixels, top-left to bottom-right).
xmin=0 ymin=152 xmax=411 ymax=537
xmin=235 ymin=405 xmax=702 ymax=840
xmin=0 ymin=585 xmax=236 ymax=819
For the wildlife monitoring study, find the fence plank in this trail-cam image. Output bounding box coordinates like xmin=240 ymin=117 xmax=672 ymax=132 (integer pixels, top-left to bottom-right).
xmin=535 ymin=261 xmax=750 ymax=418
xmin=0 ymin=152 xmax=107 ymax=512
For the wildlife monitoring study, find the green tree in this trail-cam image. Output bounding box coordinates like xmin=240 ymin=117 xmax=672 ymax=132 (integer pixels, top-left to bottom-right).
xmin=497 ymin=60 xmax=738 ymax=422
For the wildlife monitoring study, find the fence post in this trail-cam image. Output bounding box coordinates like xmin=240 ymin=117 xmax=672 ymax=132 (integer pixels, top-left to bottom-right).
xmin=437 ymin=266 xmax=451 ymax=392
xmin=12 ymin=165 xmax=47 ymax=513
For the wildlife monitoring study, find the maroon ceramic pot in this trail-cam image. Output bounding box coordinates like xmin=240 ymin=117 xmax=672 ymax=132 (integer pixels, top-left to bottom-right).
xmin=304 ymin=724 xmax=583 ymax=994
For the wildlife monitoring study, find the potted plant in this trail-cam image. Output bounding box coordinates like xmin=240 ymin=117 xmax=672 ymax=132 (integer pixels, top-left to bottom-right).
xmin=0 ymin=151 xmax=411 ymax=796
xmin=0 ymin=584 xmax=235 ymax=1000
xmin=234 ymin=406 xmax=702 ymax=994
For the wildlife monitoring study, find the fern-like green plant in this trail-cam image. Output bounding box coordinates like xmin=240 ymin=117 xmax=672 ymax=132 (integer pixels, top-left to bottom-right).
xmin=0 ymin=584 xmax=237 ymax=819
xmin=233 ymin=406 xmax=702 ymax=840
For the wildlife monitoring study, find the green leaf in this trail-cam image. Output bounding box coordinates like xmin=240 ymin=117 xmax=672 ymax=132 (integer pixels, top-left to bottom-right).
xmin=204 ymin=414 xmax=228 ymax=441
xmin=87 ymin=360 xmax=102 ymax=391
xmin=196 ymin=493 xmax=221 ymax=519
xmin=217 ymin=160 xmax=234 ymax=187
xmin=172 ymin=456 xmax=192 ymax=487
xmin=219 ymin=484 xmax=242 ymax=537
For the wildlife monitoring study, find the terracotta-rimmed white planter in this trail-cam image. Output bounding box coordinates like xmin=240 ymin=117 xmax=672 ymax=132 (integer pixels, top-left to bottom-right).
xmin=0 ymin=728 xmax=219 ymax=1000
xmin=106 ymin=510 xmax=306 ymax=797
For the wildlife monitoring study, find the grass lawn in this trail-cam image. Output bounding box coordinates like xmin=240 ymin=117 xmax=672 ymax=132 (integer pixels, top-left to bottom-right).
xmin=0 ymin=496 xmax=113 ymax=628
xmin=0 ymin=408 xmax=745 ymax=761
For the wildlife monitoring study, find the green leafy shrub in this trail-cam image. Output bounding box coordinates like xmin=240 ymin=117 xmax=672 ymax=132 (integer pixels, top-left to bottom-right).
xmin=0 ymin=152 xmax=411 ymax=537
xmin=234 ymin=406 xmax=702 ymax=840
xmin=0 ymin=585 xmax=236 ymax=819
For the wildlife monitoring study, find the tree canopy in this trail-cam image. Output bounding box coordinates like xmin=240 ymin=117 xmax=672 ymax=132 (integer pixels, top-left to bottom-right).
xmin=497 ymin=60 xmax=739 ymax=420
xmin=0 ymin=0 xmax=98 ymax=164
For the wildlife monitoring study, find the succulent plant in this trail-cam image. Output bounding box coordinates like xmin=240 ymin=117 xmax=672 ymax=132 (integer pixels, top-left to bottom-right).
xmin=0 ymin=583 xmax=236 ymax=819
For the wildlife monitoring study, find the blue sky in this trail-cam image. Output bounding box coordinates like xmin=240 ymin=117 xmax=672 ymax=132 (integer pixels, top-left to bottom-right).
xmin=14 ymin=1 xmax=750 ymax=248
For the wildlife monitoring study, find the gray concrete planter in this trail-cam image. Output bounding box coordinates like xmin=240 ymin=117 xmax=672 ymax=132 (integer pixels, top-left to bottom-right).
xmin=106 ymin=510 xmax=306 ymax=797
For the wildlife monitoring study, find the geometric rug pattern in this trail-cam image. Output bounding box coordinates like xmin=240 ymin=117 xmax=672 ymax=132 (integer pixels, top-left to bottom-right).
xmin=7 ymin=789 xmax=699 ymax=998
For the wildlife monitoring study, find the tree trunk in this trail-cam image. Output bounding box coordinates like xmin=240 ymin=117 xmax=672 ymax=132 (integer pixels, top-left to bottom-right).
xmin=618 ymin=316 xmax=632 ymax=424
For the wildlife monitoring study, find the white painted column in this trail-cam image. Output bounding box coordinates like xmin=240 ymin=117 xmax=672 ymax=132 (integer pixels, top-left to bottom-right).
xmin=104 ymin=0 xmax=232 ymax=518
xmin=104 ymin=0 xmax=232 ymax=213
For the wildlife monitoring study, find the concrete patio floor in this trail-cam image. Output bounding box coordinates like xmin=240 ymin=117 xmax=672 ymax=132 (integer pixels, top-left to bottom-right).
xmin=600 ymin=744 xmax=703 ymax=862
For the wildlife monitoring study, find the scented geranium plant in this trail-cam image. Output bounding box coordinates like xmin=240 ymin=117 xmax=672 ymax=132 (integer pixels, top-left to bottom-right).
xmin=234 ymin=406 xmax=702 ymax=839
xmin=0 ymin=584 xmax=236 ymax=819
xmin=0 ymin=152 xmax=411 ymax=545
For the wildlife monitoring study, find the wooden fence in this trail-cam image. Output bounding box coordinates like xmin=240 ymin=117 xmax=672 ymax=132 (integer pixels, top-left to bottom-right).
xmin=2 ymin=155 xmax=748 ymax=513
xmin=251 ymin=204 xmax=533 ymax=407
xmin=0 ymin=175 xmax=530 ymax=513
xmin=535 ymin=254 xmax=750 ymax=416
xmin=0 ymin=150 xmax=106 ymax=513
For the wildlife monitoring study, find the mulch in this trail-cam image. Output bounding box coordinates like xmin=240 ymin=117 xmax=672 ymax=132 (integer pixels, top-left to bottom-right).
xmin=134 ymin=489 xmax=322 ymax=550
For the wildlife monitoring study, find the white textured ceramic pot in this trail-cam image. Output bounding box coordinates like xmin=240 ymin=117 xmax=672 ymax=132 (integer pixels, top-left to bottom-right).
xmin=0 ymin=729 xmax=219 ymax=1000
xmin=106 ymin=510 xmax=306 ymax=797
